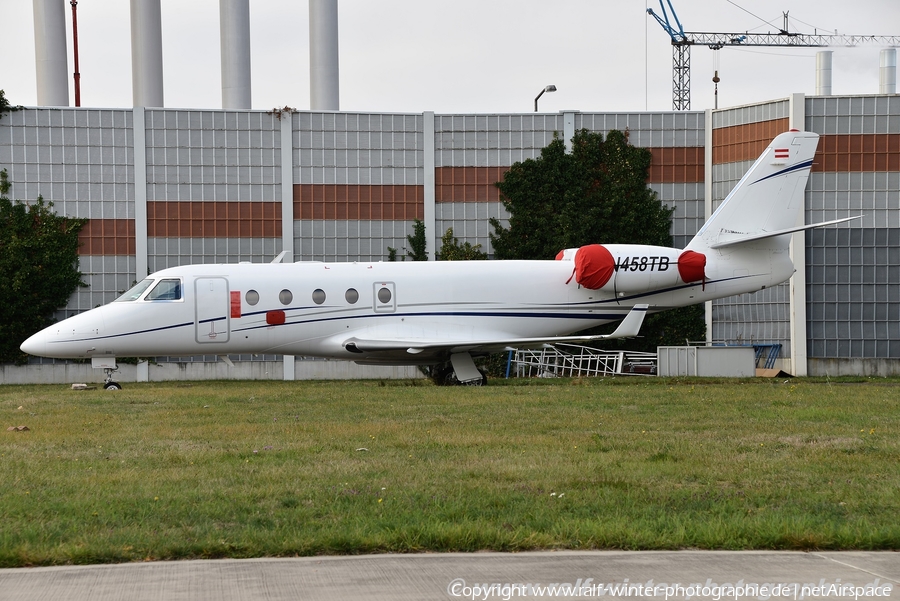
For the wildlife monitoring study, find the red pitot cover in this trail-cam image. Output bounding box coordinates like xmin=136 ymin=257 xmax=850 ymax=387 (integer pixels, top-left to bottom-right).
xmin=677 ymin=250 xmax=706 ymax=283
xmin=573 ymin=245 xmax=615 ymax=290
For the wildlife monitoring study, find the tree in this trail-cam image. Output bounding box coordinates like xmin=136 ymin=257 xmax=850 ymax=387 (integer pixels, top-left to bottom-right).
xmin=490 ymin=128 xmax=704 ymax=350
xmin=491 ymin=129 xmax=674 ymax=257
xmin=0 ymin=170 xmax=87 ymax=364
xmin=436 ymin=227 xmax=487 ymax=261
xmin=388 ymin=219 xmax=428 ymax=261
xmin=0 ymin=89 xmax=22 ymax=121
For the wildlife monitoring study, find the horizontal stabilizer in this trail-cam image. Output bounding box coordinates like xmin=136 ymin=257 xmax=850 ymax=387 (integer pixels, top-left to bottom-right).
xmin=708 ymin=215 xmax=863 ymax=249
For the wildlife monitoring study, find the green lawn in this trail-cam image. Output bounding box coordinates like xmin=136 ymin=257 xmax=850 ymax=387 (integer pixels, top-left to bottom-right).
xmin=1 ymin=377 xmax=898 ymax=566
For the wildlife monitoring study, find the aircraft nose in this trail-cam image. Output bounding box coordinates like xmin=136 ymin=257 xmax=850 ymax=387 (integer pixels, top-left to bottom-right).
xmin=19 ymin=307 xmax=106 ymax=359
xmin=20 ymin=330 xmax=47 ymax=357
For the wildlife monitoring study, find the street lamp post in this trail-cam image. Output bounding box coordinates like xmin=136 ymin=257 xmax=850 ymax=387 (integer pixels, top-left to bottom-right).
xmin=534 ymin=85 xmax=557 ymax=112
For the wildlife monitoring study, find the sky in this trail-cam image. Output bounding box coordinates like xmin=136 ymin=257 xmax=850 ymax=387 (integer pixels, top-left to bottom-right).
xmin=3 ymin=0 xmax=900 ymax=115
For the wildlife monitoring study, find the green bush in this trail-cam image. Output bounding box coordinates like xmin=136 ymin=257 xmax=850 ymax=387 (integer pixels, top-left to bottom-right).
xmin=0 ymin=169 xmax=86 ymax=363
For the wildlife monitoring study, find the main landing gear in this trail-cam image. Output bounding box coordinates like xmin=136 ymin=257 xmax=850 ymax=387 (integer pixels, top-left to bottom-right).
xmin=430 ymin=362 xmax=488 ymax=386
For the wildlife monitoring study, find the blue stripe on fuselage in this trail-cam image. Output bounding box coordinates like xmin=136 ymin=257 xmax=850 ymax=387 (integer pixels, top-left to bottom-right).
xmin=47 ymin=273 xmax=756 ymax=346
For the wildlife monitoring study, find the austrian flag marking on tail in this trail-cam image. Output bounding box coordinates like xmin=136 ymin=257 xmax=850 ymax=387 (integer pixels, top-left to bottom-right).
xmin=774 ymin=148 xmax=790 ymax=160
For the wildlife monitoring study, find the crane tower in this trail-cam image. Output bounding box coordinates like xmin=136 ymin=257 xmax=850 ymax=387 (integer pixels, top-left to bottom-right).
xmin=648 ymin=0 xmax=900 ymax=110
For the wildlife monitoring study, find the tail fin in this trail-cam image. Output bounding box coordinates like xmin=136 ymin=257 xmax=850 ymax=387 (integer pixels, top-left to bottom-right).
xmin=687 ymin=130 xmax=819 ymax=251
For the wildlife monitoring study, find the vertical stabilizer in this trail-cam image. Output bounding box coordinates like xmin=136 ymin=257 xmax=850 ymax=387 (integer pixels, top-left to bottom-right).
xmin=687 ymin=130 xmax=819 ymax=251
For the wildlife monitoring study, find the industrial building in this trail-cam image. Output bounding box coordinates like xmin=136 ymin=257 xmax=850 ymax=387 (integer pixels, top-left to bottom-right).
xmin=2 ymin=0 xmax=899 ymax=382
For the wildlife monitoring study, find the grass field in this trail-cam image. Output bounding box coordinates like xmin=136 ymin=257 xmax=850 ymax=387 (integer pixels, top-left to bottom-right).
xmin=1 ymin=376 xmax=898 ymax=566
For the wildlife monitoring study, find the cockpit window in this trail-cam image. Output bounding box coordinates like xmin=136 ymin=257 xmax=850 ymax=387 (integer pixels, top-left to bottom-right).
xmin=145 ymin=279 xmax=183 ymax=301
xmin=114 ymin=279 xmax=154 ymax=302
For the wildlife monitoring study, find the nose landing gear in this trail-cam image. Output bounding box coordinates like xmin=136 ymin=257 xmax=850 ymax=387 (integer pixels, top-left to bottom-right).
xmin=102 ymin=367 xmax=122 ymax=390
xmin=92 ymin=357 xmax=122 ymax=390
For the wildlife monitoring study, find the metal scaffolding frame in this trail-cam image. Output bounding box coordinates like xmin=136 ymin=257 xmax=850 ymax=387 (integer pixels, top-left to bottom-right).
xmin=512 ymin=344 xmax=658 ymax=378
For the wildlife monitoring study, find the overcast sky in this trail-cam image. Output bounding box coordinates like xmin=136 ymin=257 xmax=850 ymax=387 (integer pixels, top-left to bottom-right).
xmin=4 ymin=0 xmax=900 ymax=114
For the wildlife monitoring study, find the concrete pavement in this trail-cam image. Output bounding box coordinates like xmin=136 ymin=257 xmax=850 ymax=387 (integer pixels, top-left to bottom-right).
xmin=1 ymin=551 xmax=897 ymax=601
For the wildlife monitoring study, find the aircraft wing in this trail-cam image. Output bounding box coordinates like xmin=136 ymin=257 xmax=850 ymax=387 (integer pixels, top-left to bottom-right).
xmin=342 ymin=304 xmax=648 ymax=356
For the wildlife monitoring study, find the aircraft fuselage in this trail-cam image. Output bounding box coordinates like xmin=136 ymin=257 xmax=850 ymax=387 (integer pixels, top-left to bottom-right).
xmin=21 ymin=244 xmax=793 ymax=365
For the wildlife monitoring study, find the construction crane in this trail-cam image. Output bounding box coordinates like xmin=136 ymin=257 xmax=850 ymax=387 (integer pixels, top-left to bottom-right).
xmin=648 ymin=0 xmax=900 ymax=110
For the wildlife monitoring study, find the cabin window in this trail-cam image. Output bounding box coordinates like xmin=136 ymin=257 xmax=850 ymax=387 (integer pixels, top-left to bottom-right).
xmin=377 ymin=286 xmax=392 ymax=304
xmin=245 ymin=290 xmax=260 ymax=306
xmin=114 ymin=279 xmax=154 ymax=302
xmin=279 ymin=289 xmax=293 ymax=305
xmin=145 ymin=279 xmax=183 ymax=301
xmin=345 ymin=288 xmax=359 ymax=304
xmin=312 ymin=289 xmax=326 ymax=305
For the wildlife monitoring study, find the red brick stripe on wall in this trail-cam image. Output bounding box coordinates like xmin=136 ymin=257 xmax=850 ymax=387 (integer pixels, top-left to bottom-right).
xmin=147 ymin=201 xmax=281 ymax=237
xmin=815 ymin=134 xmax=900 ymax=172
xmin=434 ymin=149 xmax=704 ymax=204
xmin=713 ymin=121 xmax=900 ymax=172
xmin=293 ymin=184 xmax=424 ymax=220
xmin=77 ymin=219 xmax=136 ymax=256
xmin=713 ymin=119 xmax=791 ymax=164
xmin=435 ymin=167 xmax=508 ymax=202
xmin=647 ymin=147 xmax=704 ymax=183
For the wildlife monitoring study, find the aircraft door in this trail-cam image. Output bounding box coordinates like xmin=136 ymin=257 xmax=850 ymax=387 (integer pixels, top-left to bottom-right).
xmin=195 ymin=277 xmax=231 ymax=343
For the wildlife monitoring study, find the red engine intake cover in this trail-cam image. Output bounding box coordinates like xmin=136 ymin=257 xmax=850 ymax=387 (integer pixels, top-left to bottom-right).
xmin=677 ymin=250 xmax=707 ymax=283
xmin=574 ymin=244 xmax=615 ymax=290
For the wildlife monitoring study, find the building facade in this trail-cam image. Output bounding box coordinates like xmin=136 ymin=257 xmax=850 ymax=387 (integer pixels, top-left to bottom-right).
xmin=1 ymin=93 xmax=898 ymax=382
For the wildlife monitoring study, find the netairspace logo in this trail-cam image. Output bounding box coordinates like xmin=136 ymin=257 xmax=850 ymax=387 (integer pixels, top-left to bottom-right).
xmin=446 ymin=577 xmax=894 ymax=600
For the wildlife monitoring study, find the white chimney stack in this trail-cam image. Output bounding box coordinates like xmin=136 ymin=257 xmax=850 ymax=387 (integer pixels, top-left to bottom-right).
xmin=880 ymin=49 xmax=897 ymax=95
xmin=220 ymin=0 xmax=252 ymax=109
xmin=816 ymin=51 xmax=833 ymax=96
xmin=309 ymin=0 xmax=340 ymax=111
xmin=33 ymin=0 xmax=70 ymax=107
xmin=130 ymin=0 xmax=165 ymax=107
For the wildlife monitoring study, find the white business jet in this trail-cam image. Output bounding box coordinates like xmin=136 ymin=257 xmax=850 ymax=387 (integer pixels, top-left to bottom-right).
xmin=20 ymin=130 xmax=857 ymax=387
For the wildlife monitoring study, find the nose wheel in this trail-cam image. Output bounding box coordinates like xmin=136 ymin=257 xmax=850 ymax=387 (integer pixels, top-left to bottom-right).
xmin=102 ymin=367 xmax=122 ymax=390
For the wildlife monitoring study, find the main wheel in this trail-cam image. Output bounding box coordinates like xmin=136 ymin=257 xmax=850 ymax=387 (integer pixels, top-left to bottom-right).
xmin=442 ymin=370 xmax=460 ymax=386
xmin=103 ymin=381 xmax=123 ymax=390
xmin=444 ymin=369 xmax=487 ymax=386
xmin=430 ymin=363 xmax=453 ymax=386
